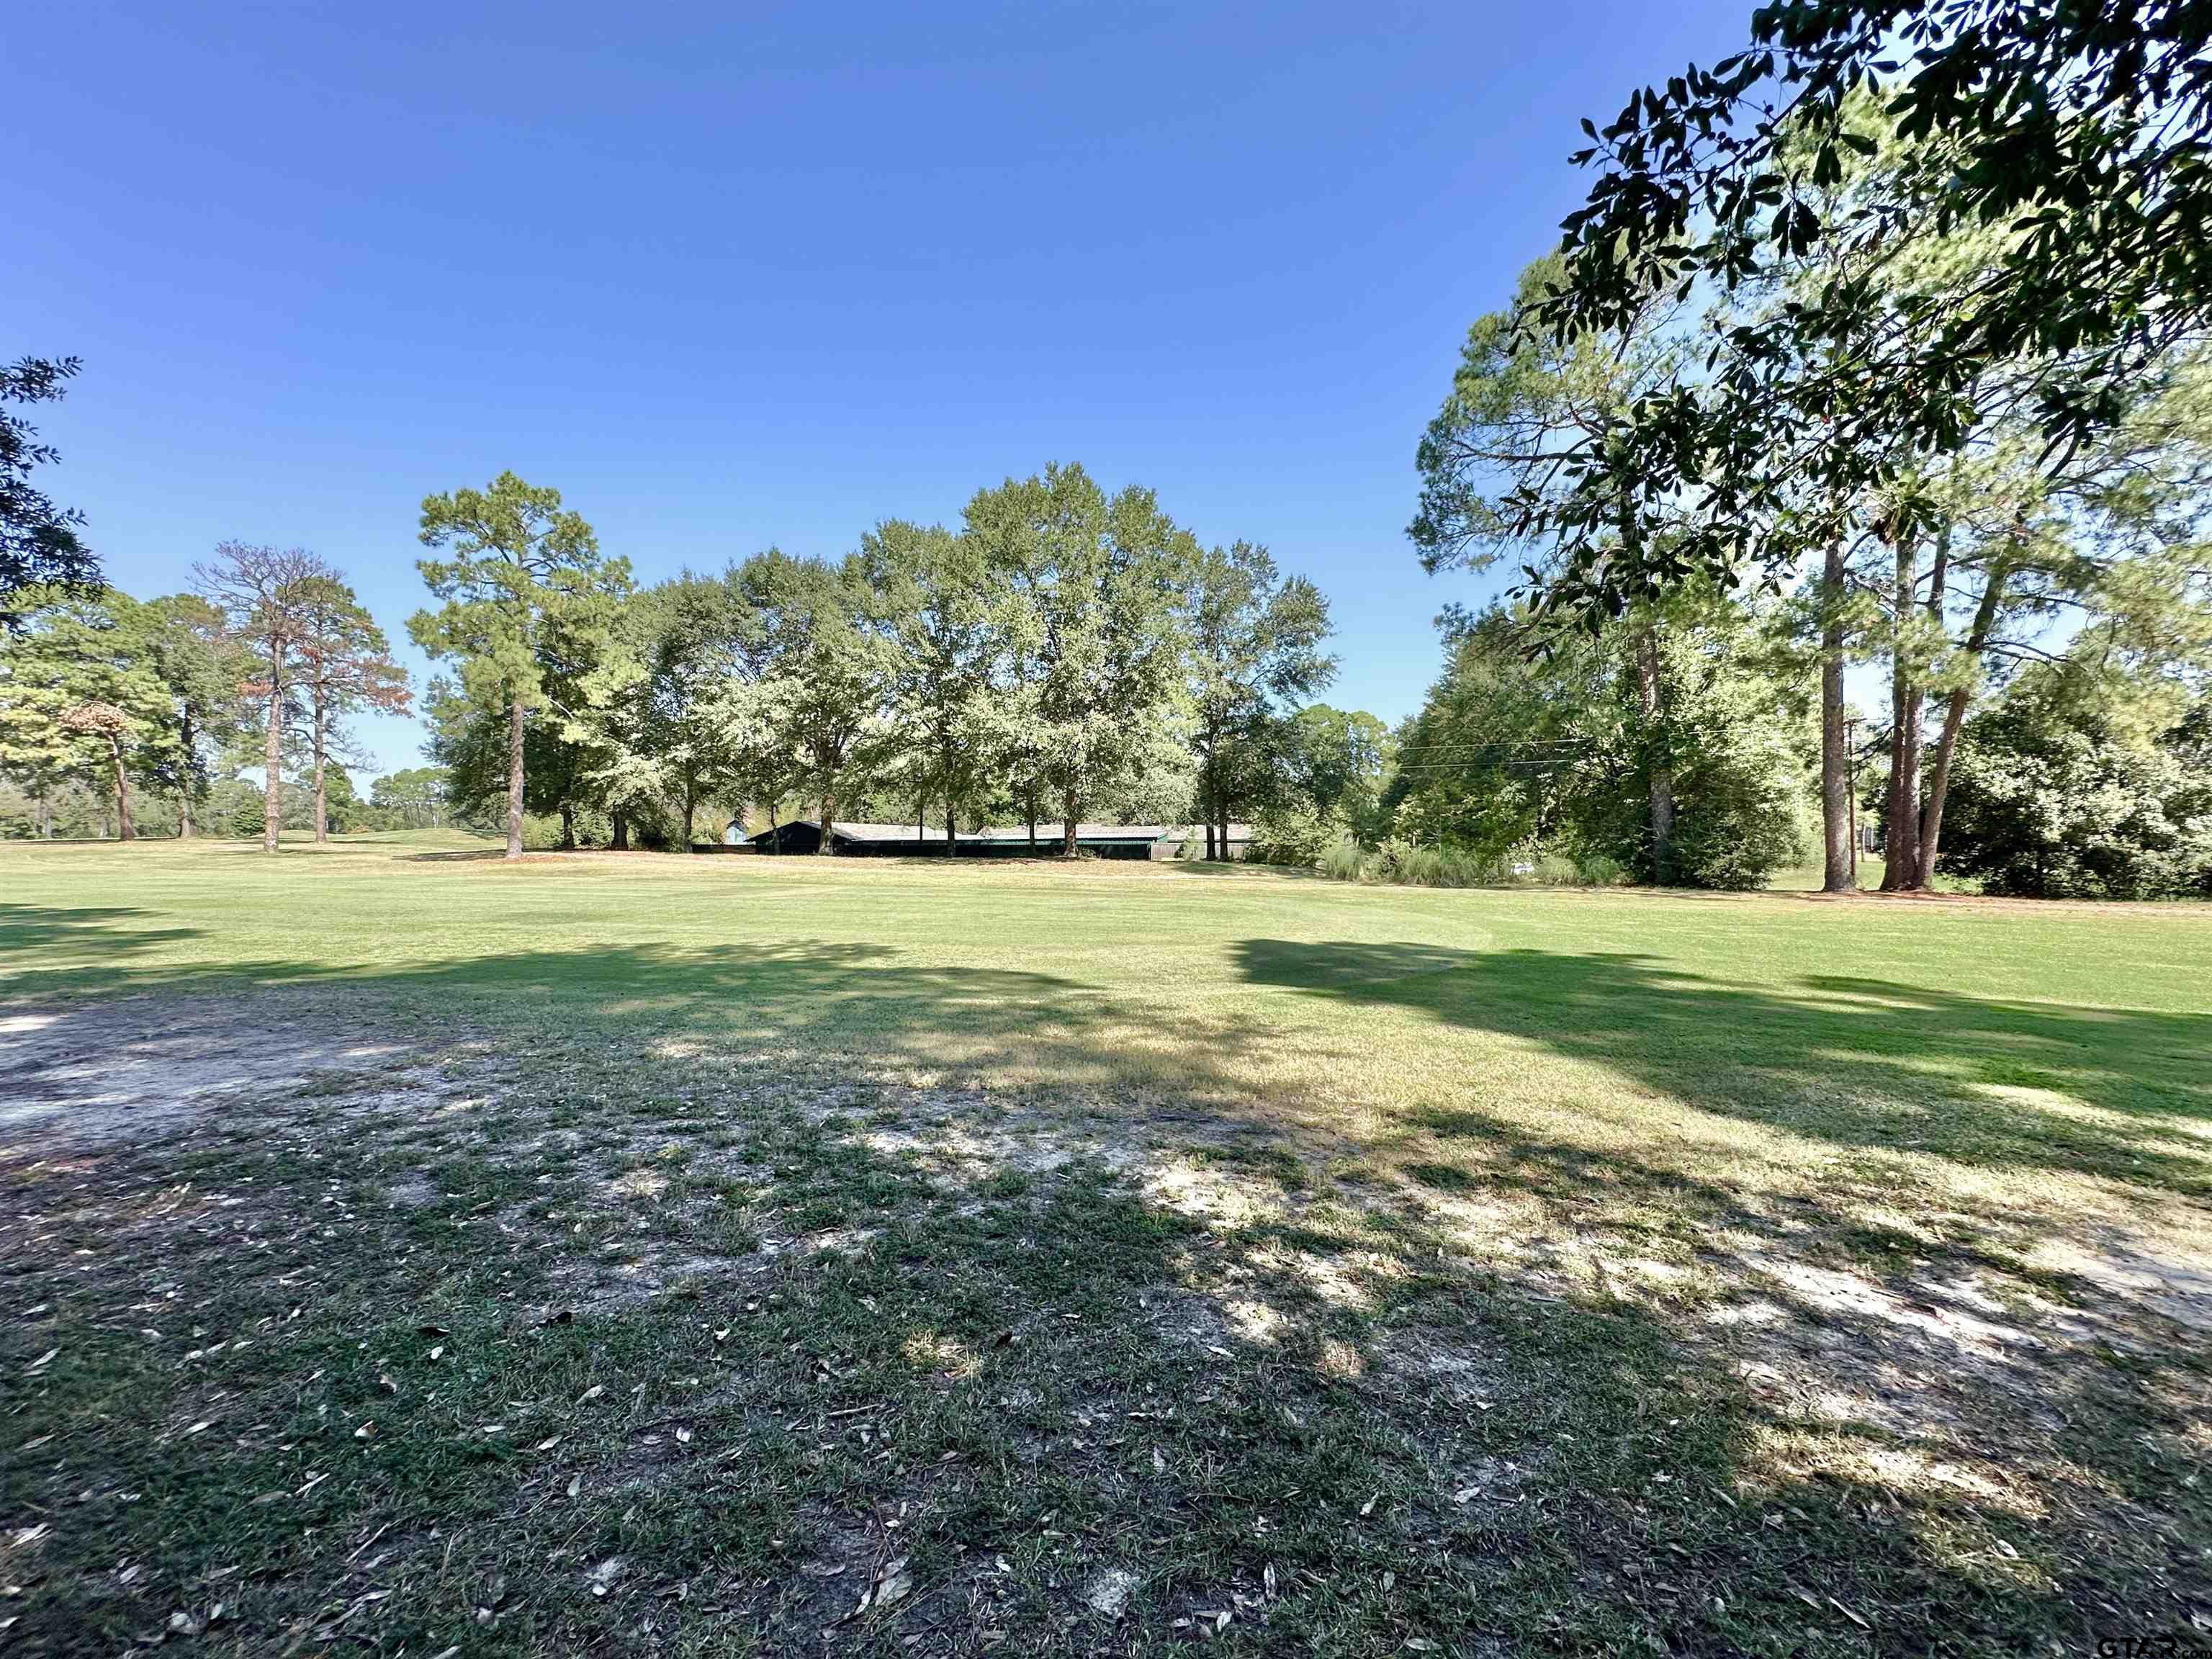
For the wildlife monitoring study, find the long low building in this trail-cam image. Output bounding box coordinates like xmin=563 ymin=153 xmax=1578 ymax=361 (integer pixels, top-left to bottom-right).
xmin=742 ymin=820 xmax=1253 ymax=860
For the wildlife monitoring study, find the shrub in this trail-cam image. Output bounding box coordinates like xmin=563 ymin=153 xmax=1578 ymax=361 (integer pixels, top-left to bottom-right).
xmin=1249 ymin=802 xmax=1346 ymax=868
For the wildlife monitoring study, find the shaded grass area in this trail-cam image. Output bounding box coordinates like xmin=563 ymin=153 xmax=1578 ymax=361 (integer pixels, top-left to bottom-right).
xmin=2 ymin=835 xmax=2210 ymax=1655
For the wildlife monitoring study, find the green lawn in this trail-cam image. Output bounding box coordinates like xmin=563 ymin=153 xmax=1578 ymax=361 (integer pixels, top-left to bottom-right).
xmin=3 ymin=833 xmax=2208 ymax=1656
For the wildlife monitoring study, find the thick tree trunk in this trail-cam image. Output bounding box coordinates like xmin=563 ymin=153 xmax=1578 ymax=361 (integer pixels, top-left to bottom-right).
xmin=611 ymin=809 xmax=629 ymax=851
xmin=263 ymin=648 xmax=285 ymax=855
xmin=945 ymin=804 xmax=956 ymax=857
xmin=1062 ymin=781 xmax=1079 ymax=858
xmin=559 ymin=799 xmax=576 ymax=851
xmin=1633 ymin=624 xmax=1675 ymax=884
xmin=1219 ymin=801 xmax=1232 ymax=863
xmin=817 ymin=783 xmax=835 ymax=855
xmin=1820 ymin=541 xmax=1853 ymax=893
xmin=682 ymin=781 xmax=696 ymax=851
xmin=505 ymin=694 xmax=525 ymax=862
xmin=1917 ymin=562 xmax=2009 ymax=888
xmin=1881 ymin=536 xmax=1922 ymax=891
xmin=37 ymin=791 xmax=52 ymax=840
xmin=109 ymin=738 xmax=134 ymax=840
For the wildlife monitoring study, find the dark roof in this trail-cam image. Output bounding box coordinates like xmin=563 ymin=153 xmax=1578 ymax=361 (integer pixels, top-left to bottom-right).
xmin=749 ymin=820 xmax=1253 ymax=848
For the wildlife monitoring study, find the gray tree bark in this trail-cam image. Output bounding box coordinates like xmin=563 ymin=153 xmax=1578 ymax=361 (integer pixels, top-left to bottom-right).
xmin=1820 ymin=541 xmax=1853 ymax=893
xmin=505 ymin=694 xmax=525 ymax=861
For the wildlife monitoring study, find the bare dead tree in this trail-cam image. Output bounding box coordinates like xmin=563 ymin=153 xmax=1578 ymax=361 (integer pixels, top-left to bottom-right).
xmin=194 ymin=543 xmax=332 ymax=852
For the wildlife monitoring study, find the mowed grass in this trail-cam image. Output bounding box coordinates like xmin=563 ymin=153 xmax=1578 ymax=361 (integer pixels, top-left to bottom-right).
xmin=2 ymin=833 xmax=2208 ymax=1657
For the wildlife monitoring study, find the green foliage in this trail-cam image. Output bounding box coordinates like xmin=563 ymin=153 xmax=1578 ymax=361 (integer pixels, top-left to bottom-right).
xmin=1539 ymin=0 xmax=2212 ymax=614
xmin=411 ymin=474 xmax=629 ymax=855
xmin=1 ymin=356 xmax=97 ymax=621
xmin=1941 ymin=665 xmax=2212 ymax=900
xmin=371 ymin=766 xmax=451 ymax=830
xmin=1246 ymin=800 xmax=1345 ymax=867
xmin=963 ymin=464 xmax=1195 ymax=842
xmin=0 ymin=588 xmax=179 ymax=832
xmin=1283 ymin=705 xmax=1394 ymax=845
xmin=132 ymin=593 xmax=252 ymax=824
xmin=411 ymin=473 xmax=628 ymax=714
xmin=1178 ymin=537 xmax=1336 ymax=835
xmin=1385 ymin=599 xmax=1810 ymax=889
xmin=733 ymin=548 xmax=899 ymax=841
xmin=859 ymin=521 xmax=1003 ymax=842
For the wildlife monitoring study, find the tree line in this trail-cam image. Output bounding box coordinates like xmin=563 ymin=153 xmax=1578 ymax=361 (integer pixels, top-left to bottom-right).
xmin=410 ymin=464 xmax=1339 ymax=860
xmin=0 ymin=462 xmax=1358 ymax=858
xmin=0 ymin=545 xmax=410 ymax=845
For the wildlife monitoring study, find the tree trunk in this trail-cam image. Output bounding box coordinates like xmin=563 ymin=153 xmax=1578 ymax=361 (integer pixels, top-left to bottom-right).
xmin=1917 ymin=562 xmax=2009 ymax=888
xmin=1820 ymin=541 xmax=1853 ymax=893
xmin=505 ymin=693 xmax=525 ymax=862
xmin=682 ymin=781 xmax=696 ymax=851
xmin=109 ymin=737 xmax=134 ymax=840
xmin=37 ymin=790 xmax=52 ymax=840
xmin=945 ymin=803 xmax=956 ymax=857
xmin=1061 ymin=781 xmax=1079 ymax=858
xmin=1633 ymin=624 xmax=1674 ymax=884
xmin=1026 ymin=793 xmax=1037 ymax=851
xmin=611 ymin=809 xmax=629 ymax=851
xmin=177 ymin=711 xmax=195 ymax=838
xmin=263 ymin=647 xmax=285 ymax=854
xmin=559 ymin=799 xmax=576 ymax=851
xmin=817 ymin=782 xmax=835 ymax=855
xmin=312 ymin=701 xmax=328 ymax=843
xmin=1881 ymin=536 xmax=1922 ymax=891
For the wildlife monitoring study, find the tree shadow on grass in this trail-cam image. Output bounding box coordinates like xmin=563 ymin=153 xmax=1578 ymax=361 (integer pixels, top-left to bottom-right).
xmin=0 ymin=904 xmax=202 ymax=963
xmin=3 ymin=908 xmax=2208 ymax=1651
xmin=4 ymin=1029 xmax=2202 ymax=1658
xmin=1233 ymin=940 xmax=2212 ymax=1197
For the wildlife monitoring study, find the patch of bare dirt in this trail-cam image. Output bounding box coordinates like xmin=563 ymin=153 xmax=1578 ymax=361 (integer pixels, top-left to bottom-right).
xmin=0 ymin=994 xmax=484 ymax=1153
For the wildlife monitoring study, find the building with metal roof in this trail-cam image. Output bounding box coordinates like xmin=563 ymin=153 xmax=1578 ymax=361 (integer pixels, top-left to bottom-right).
xmin=741 ymin=820 xmax=1252 ymax=860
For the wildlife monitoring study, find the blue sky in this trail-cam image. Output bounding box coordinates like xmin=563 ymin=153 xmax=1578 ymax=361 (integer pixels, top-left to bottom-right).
xmin=12 ymin=0 xmax=1753 ymax=777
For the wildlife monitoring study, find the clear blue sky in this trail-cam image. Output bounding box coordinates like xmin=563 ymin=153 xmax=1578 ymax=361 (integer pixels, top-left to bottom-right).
xmin=12 ymin=0 xmax=1753 ymax=778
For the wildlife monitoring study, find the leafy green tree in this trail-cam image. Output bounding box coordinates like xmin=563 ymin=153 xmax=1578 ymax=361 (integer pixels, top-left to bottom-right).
xmin=1387 ymin=598 xmax=1809 ymax=889
xmin=0 ymin=589 xmax=176 ymax=840
xmin=1411 ymin=256 xmax=1710 ymax=880
xmin=371 ymin=766 xmax=451 ymax=830
xmin=1540 ymin=0 xmax=2212 ymax=613
xmin=1941 ymin=662 xmax=2212 ymax=899
xmin=860 ymin=521 xmax=1007 ymax=853
xmin=411 ymin=472 xmax=629 ymax=860
xmin=425 ymin=674 xmax=598 ymax=844
xmin=965 ymin=464 xmax=1195 ymax=854
xmin=296 ymin=575 xmax=410 ymax=842
xmin=134 ymin=594 xmax=251 ymax=837
xmin=1285 ymin=705 xmax=1394 ymax=845
xmin=1179 ymin=540 xmax=1334 ymax=858
xmin=1 ymin=356 xmax=97 ymax=622
xmin=737 ymin=549 xmax=896 ymax=853
xmin=575 ymin=569 xmax=760 ymax=849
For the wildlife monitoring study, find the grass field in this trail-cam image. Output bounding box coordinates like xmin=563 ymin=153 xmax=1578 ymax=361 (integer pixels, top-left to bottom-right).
xmin=3 ymin=833 xmax=2208 ymax=1657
